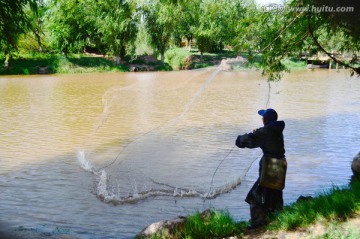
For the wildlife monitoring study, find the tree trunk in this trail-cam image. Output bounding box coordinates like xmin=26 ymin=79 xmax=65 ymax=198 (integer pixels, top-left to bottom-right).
xmin=187 ymin=36 xmax=193 ymax=52
xmin=161 ymin=53 xmax=165 ymax=64
xmin=4 ymin=49 xmax=12 ymax=68
xmin=4 ymin=58 xmax=9 ymax=68
xmin=36 ymin=19 xmax=42 ymax=52
xmin=200 ymin=51 xmax=203 ymax=63
xmin=119 ymin=45 xmax=126 ymax=64
xmin=63 ymin=46 xmax=68 ymax=58
xmin=37 ymin=33 xmax=42 ymax=52
xmin=116 ymin=56 xmax=121 ymax=65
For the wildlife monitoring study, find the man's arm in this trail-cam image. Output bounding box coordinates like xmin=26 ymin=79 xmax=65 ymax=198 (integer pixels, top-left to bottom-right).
xmin=235 ymin=127 xmax=266 ymax=149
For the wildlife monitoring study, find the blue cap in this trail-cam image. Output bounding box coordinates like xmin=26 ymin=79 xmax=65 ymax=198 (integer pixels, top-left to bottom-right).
xmin=258 ymin=108 xmax=278 ymax=121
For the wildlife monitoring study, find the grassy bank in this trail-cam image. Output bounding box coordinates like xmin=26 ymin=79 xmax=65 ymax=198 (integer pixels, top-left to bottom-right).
xmin=0 ymin=53 xmax=128 ymax=75
xmin=0 ymin=49 xmax=232 ymax=75
xmin=268 ymin=181 xmax=360 ymax=231
xmin=141 ymin=179 xmax=360 ymax=238
xmin=164 ymin=47 xmax=237 ymax=70
xmin=0 ymin=49 xmax=306 ymax=75
xmin=281 ymin=57 xmax=307 ymax=69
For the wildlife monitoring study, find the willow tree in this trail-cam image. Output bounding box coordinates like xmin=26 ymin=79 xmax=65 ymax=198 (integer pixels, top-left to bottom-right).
xmin=305 ymin=0 xmax=360 ymax=76
xmin=192 ymin=0 xmax=249 ymax=61
xmin=45 ymin=0 xmax=94 ymax=56
xmin=234 ymin=0 xmax=360 ymax=80
xmin=143 ymin=0 xmax=180 ymax=64
xmin=94 ymin=0 xmax=138 ymax=64
xmin=0 ymin=0 xmax=37 ymax=66
xmin=13 ymin=0 xmax=51 ymax=54
xmin=176 ymin=0 xmax=201 ymax=51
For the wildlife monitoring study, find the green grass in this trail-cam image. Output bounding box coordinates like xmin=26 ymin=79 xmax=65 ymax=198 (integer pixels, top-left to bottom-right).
xmin=0 ymin=52 xmax=178 ymax=75
xmin=191 ymin=50 xmax=237 ymax=69
xmin=136 ymin=210 xmax=247 ymax=239
xmin=268 ymin=180 xmax=360 ymax=231
xmin=1 ymin=53 xmax=56 ymax=75
xmin=180 ymin=210 xmax=247 ymax=239
xmin=0 ymin=53 xmax=129 ymax=75
xmin=137 ymin=180 xmax=360 ymax=238
xmin=281 ymin=57 xmax=307 ymax=69
xmin=0 ymin=51 xmax=316 ymax=75
xmin=164 ymin=47 xmax=237 ymax=70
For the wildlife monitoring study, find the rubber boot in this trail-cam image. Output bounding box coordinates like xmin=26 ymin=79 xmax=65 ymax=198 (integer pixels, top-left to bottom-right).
xmin=249 ymin=204 xmax=266 ymax=228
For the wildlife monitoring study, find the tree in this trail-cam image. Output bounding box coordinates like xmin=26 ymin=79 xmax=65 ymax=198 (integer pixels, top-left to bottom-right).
xmin=0 ymin=0 xmax=37 ymax=66
xmin=94 ymin=0 xmax=138 ymax=64
xmin=232 ymin=1 xmax=263 ymax=53
xmin=45 ymin=0 xmax=93 ymax=56
xmin=21 ymin=0 xmax=47 ymax=52
xmin=211 ymin=0 xmax=249 ymax=48
xmin=192 ymin=0 xmax=226 ymax=61
xmin=306 ymin=0 xmax=360 ymax=76
xmin=234 ymin=0 xmax=360 ymax=80
xmin=192 ymin=0 xmax=248 ymax=61
xmin=143 ymin=0 xmax=180 ymax=63
xmin=176 ymin=0 xmax=201 ymax=51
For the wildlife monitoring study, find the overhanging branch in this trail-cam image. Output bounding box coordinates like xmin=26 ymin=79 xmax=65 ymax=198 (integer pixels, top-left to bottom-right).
xmin=307 ymin=17 xmax=360 ymax=75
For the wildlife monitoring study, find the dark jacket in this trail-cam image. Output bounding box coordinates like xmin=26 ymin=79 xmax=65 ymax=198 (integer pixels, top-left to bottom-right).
xmin=236 ymin=120 xmax=285 ymax=158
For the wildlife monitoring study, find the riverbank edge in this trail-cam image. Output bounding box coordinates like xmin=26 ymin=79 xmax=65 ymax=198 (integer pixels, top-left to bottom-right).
xmin=2 ymin=182 xmax=359 ymax=239
xmin=0 ymin=50 xmax=306 ymax=76
xmin=136 ymin=175 xmax=360 ymax=239
xmin=1 ymin=176 xmax=359 ymax=239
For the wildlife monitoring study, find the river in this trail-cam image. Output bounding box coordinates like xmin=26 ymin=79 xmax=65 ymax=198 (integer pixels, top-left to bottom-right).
xmin=0 ymin=67 xmax=359 ymax=238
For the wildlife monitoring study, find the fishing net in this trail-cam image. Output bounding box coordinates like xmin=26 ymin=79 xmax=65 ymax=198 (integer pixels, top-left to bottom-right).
xmin=77 ymin=66 xmax=268 ymax=204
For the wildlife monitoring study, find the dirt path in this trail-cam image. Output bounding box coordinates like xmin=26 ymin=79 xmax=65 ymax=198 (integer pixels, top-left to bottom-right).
xmin=236 ymin=214 xmax=360 ymax=239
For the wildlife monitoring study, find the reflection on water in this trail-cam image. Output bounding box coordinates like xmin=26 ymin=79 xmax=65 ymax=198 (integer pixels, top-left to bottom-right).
xmin=0 ymin=69 xmax=359 ymax=238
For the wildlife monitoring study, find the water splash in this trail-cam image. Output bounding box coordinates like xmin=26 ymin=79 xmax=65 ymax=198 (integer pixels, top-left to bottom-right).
xmin=76 ymin=150 xmax=93 ymax=172
xmin=76 ymin=150 xmax=119 ymax=203
xmin=76 ymin=136 xmax=243 ymax=204
xmin=78 ymin=138 xmax=244 ymax=203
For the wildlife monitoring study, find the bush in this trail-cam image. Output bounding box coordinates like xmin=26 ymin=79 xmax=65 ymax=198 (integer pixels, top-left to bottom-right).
xmin=164 ymin=48 xmax=191 ymax=70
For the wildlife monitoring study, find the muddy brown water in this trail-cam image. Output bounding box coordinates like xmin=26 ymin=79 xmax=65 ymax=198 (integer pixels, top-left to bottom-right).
xmin=0 ymin=68 xmax=359 ymax=238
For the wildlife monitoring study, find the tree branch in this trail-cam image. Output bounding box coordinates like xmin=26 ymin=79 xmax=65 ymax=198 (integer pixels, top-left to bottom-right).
xmin=307 ymin=16 xmax=360 ymax=75
xmin=260 ymin=11 xmax=305 ymax=53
